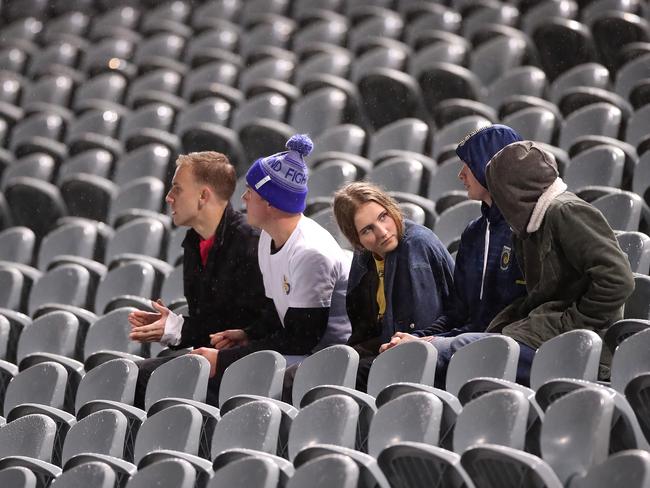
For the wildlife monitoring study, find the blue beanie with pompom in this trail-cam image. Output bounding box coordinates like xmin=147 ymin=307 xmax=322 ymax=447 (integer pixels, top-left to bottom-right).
xmin=245 ymin=134 xmax=313 ymax=213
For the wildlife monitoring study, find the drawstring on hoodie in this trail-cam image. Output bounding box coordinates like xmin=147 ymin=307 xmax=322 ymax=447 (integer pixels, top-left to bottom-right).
xmin=479 ymin=221 xmax=490 ymax=300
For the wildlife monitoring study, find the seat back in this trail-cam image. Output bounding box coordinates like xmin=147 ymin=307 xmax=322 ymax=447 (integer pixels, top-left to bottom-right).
xmin=611 ymin=327 xmax=650 ymax=394
xmin=530 ymin=329 xmax=602 ymax=390
xmin=126 ymin=458 xmax=196 ymax=488
xmin=541 ymin=387 xmax=614 ymax=484
xmin=218 ymin=350 xmax=286 ymax=406
xmin=211 ymin=399 xmax=282 ymax=457
xmin=61 ymin=408 xmax=128 ymax=465
xmin=133 ymin=405 xmax=203 ymax=464
xmin=287 ymin=454 xmax=359 ymax=488
xmin=16 ymin=311 xmax=79 ymax=363
xmin=368 ymin=391 xmax=443 ymax=457
xmin=288 ymin=394 xmax=359 ymax=461
xmin=446 ymin=335 xmax=520 ymax=397
xmin=144 ymin=354 xmax=211 ymax=410
xmin=367 ymin=340 xmax=438 ymax=398
xmin=0 ymin=413 xmax=57 ymax=461
xmin=453 ymin=389 xmax=529 ymax=454
xmin=77 ymin=355 xmax=138 ymax=409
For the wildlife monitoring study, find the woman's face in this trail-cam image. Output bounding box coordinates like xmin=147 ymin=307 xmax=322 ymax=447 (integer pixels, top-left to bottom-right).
xmin=354 ymin=201 xmax=399 ymax=258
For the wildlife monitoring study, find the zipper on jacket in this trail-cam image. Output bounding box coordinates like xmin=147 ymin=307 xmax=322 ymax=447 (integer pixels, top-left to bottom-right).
xmin=479 ymin=221 xmax=490 ymax=300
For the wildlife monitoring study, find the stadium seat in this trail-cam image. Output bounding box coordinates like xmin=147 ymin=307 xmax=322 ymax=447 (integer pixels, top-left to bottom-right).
xmin=209 ymin=456 xmax=280 ymax=488
xmin=445 ymin=335 xmax=520 ymax=397
xmin=433 ymin=200 xmax=482 ymax=251
xmin=61 ymin=409 xmax=128 ymax=466
xmin=126 ymin=458 xmax=196 ymax=488
xmin=617 ymin=231 xmax=650 ymax=274
xmin=143 ymin=354 xmax=211 ymax=411
xmin=93 ymin=261 xmax=156 ymax=314
xmin=1 ymin=153 xmax=56 ymax=190
xmin=592 ymin=190 xmax=643 ymax=231
xmin=5 ymin=177 xmax=67 ymax=239
xmin=49 ymin=460 xmax=116 ymax=488
xmin=72 ymin=72 xmax=128 ymax=113
xmin=0 ymin=413 xmax=57 ymax=462
xmin=571 ymin=449 xmax=650 ymax=488
xmin=549 ymin=62 xmax=610 ymax=103
xmin=75 ymin=358 xmax=138 ymax=414
xmin=3 ymin=361 xmax=68 ymax=416
xmin=590 ymin=11 xmax=649 ymax=72
xmin=82 ymin=308 xmax=143 ymax=368
xmin=0 ymin=226 xmax=35 ymax=265
xmin=27 ymin=266 xmax=90 ymax=317
xmin=367 ymin=391 xmax=442 ymax=458
xmin=564 ymin=144 xmax=625 ymax=191
xmin=288 ymin=394 xmax=359 ymax=461
xmin=133 ymin=34 xmax=187 ymax=75
xmin=0 ymin=466 xmax=38 ymax=488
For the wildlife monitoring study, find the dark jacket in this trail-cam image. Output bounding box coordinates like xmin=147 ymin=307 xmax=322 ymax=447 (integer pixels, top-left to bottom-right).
xmin=446 ymin=202 xmax=526 ymax=334
xmin=346 ymin=219 xmax=456 ymax=352
xmin=178 ymin=204 xmax=273 ymax=348
xmin=485 ymin=142 xmax=635 ymax=371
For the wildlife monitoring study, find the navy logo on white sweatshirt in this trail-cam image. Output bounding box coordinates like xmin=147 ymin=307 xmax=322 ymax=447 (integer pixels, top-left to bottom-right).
xmin=500 ymin=246 xmax=512 ymax=271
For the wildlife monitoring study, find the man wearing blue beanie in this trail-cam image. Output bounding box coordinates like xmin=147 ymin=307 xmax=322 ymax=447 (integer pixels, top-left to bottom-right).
xmin=380 ymin=124 xmax=530 ymax=384
xmin=191 ymin=134 xmax=352 ymax=402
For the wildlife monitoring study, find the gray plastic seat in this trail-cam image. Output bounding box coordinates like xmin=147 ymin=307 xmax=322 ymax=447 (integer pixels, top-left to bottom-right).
xmin=615 ymin=52 xmax=650 ymax=101
xmin=572 ymin=449 xmax=650 ymax=488
xmin=218 ymin=350 xmax=287 ymax=407
xmin=549 ymin=62 xmax=610 ymax=103
xmin=446 ymin=335 xmax=520 ymax=397
xmin=617 ymin=231 xmax=650 ymax=274
xmin=5 ymin=177 xmax=68 ymax=239
xmin=461 ymin=387 xmax=613 ymax=488
xmin=211 ymin=399 xmax=282 ymax=457
xmin=310 ymin=124 xmax=367 ymax=162
xmin=208 ymin=456 xmax=279 ymax=488
xmin=592 ymin=190 xmax=643 ymax=232
xmin=559 ymin=102 xmax=623 ymax=151
xmin=0 ymin=227 xmax=35 ymax=265
xmin=65 ymin=108 xmax=123 ymax=159
xmin=288 ymin=394 xmax=359 ymax=461
xmin=108 ymin=177 xmax=166 ymax=227
xmin=530 ymin=329 xmax=602 ymax=390
xmin=113 ymin=144 xmax=172 ymax=188
xmin=367 ymin=391 xmax=443 ymax=458
xmin=0 ymin=316 xmax=11 ymax=360
xmin=16 ymin=311 xmax=79 ymax=364
xmin=367 ymin=340 xmax=438 ymax=398
xmin=73 ymin=72 xmax=128 ymax=113
xmin=455 ymin=389 xmax=530 ymax=454
xmin=433 ymin=200 xmax=482 ymax=250
xmin=144 ymin=354 xmax=211 ymax=411
xmin=288 ymin=454 xmax=359 ymax=488
xmin=105 ymin=218 xmax=167 ymax=264
xmin=133 ymin=405 xmax=202 ymax=464
xmin=27 ymin=265 xmax=90 ymax=317
xmin=119 ymin=103 xmax=179 ymax=153
xmin=126 ymin=458 xmax=196 ymax=488
xmin=604 ymin=318 xmax=650 ymax=354
xmin=611 ymin=327 xmax=650 ymax=394
xmin=564 ymin=145 xmax=625 ymax=191
xmin=307 ymin=160 xmax=358 ymax=200
xmin=61 ymin=408 xmax=128 ymax=465
xmin=377 ymin=441 xmax=475 ymax=488
xmin=0 ymin=413 xmax=57 ymax=461
xmin=487 ymin=66 xmax=549 ymax=111
xmin=470 ymin=36 xmax=527 ymax=86
xmin=0 ymin=267 xmax=25 ymax=312
xmin=289 ymin=88 xmax=348 ymax=137
xmin=367 ymin=158 xmax=424 ymax=195
xmin=75 ymin=358 xmax=138 ymax=413
xmin=83 ymin=307 xmax=142 ymax=365
xmin=626 ymin=273 xmax=650 ymax=321
xmin=49 ymin=461 xmax=117 ymax=488
xmin=0 ymin=466 xmax=38 ymax=488
xmin=94 ymin=261 xmax=156 ymax=314
xmin=501 ymin=106 xmax=559 ymax=145
xmin=367 ymin=118 xmax=429 ymax=162
xmin=0 ymin=153 xmax=56 ymax=190
xmin=292 ymin=345 xmax=359 ymax=408
xmin=3 ymin=361 xmax=68 ymax=415
xmin=626 ymin=104 xmax=650 ymax=150
xmin=37 ymin=221 xmax=102 ymax=270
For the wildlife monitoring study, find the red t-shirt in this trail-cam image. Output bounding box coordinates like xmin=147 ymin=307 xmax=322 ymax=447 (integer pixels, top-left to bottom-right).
xmin=199 ymin=234 xmax=216 ymax=266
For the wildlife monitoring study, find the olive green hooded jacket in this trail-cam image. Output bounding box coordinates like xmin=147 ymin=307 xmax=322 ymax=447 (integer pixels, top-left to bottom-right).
xmin=485 ymin=142 xmax=634 ymax=371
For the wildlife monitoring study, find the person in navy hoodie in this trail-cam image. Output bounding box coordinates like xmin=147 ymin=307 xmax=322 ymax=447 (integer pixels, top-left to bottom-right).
xmin=381 ymin=124 xmax=529 ymax=384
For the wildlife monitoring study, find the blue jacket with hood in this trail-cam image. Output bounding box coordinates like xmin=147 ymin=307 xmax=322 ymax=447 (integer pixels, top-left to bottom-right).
xmin=419 ymin=125 xmax=527 ymax=336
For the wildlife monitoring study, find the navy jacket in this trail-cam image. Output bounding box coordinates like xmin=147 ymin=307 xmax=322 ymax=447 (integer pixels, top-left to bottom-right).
xmin=346 ymin=219 xmax=456 ymax=350
xmin=434 ymin=202 xmax=526 ymax=336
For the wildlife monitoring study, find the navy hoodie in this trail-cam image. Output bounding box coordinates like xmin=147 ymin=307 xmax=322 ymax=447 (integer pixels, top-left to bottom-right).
xmin=421 ymin=125 xmax=526 ymax=335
